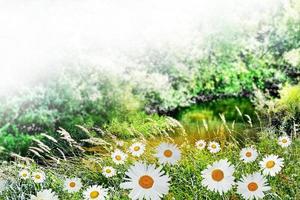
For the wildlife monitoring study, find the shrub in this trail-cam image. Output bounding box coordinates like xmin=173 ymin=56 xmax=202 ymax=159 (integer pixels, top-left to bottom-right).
xmin=0 ymin=124 xmax=35 ymax=159
xmin=275 ymin=84 xmax=300 ymax=115
xmin=255 ymin=84 xmax=300 ymax=135
xmin=273 ymin=84 xmax=300 ymax=134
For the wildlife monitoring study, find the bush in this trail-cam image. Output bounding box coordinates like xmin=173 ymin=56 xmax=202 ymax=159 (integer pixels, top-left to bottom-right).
xmin=0 ymin=124 xmax=35 ymax=158
xmin=255 ymin=84 xmax=300 ymax=135
xmin=275 ymin=84 xmax=300 ymax=115
xmin=273 ymin=84 xmax=300 ymax=134
xmin=0 ymin=70 xmax=143 ymax=139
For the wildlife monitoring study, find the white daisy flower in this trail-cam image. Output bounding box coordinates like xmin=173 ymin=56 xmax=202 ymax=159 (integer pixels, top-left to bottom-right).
xmin=129 ymin=142 xmax=146 ymax=157
xmin=237 ymin=172 xmax=271 ymax=200
xmin=260 ymin=155 xmax=284 ymax=176
xmin=32 ymin=171 xmax=46 ymax=183
xmin=155 ymin=143 xmax=181 ymax=165
xmin=102 ymin=166 xmax=116 ymax=178
xmin=19 ymin=169 xmax=30 ymax=180
xmin=30 ymin=189 xmax=59 ymax=200
xmin=64 ymin=177 xmax=82 ymax=193
xmin=201 ymin=159 xmax=235 ymax=194
xmin=278 ymin=136 xmax=291 ymax=148
xmin=195 ymin=140 xmax=206 ymax=150
xmin=0 ymin=179 xmax=7 ymax=194
xmin=121 ymin=162 xmax=170 ymax=200
xmin=207 ymin=141 xmax=221 ymax=153
xmin=83 ymin=185 xmax=108 ymax=200
xmin=111 ymin=149 xmax=127 ymax=165
xmin=240 ymin=147 xmax=258 ymax=163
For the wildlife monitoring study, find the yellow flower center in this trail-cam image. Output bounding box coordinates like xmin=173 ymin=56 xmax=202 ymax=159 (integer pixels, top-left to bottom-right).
xmin=22 ymin=173 xmax=27 ymax=177
xmin=245 ymin=152 xmax=252 ymax=157
xmin=35 ymin=175 xmax=41 ymax=180
xmin=134 ymin=146 xmax=140 ymax=151
xmin=211 ymin=144 xmax=217 ymax=149
xmin=115 ymin=155 xmax=122 ymax=161
xmin=247 ymin=182 xmax=258 ymax=191
xmin=282 ymin=139 xmax=287 ymax=143
xmin=211 ymin=169 xmax=224 ymax=182
xmin=266 ymin=160 xmax=275 ymax=168
xmin=69 ymin=182 xmax=76 ymax=188
xmin=106 ymin=169 xmax=111 ymax=173
xmin=163 ymin=149 xmax=173 ymax=158
xmin=90 ymin=191 xmax=100 ymax=199
xmin=139 ymin=175 xmax=154 ymax=189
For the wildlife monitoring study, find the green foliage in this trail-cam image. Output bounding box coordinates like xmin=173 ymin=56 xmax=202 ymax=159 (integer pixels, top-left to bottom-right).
xmin=0 ymin=124 xmax=35 ymax=158
xmin=0 ymin=134 xmax=33 ymax=155
xmin=273 ymin=84 xmax=300 ymax=133
xmin=0 ymin=0 xmax=299 ymax=159
xmin=141 ymin=0 xmax=300 ymax=112
xmin=255 ymin=84 xmax=300 ymax=135
xmin=276 ymin=84 xmax=300 ymax=115
xmin=0 ymin=69 xmax=143 ymax=137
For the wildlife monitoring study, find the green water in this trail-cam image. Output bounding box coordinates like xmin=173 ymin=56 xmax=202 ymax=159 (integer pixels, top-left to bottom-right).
xmin=175 ymin=98 xmax=257 ymax=140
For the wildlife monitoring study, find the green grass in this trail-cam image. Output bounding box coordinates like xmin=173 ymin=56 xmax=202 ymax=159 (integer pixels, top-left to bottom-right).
xmin=0 ymin=131 xmax=299 ymax=200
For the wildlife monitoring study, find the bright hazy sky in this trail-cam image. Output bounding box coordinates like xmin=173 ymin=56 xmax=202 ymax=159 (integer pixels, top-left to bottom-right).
xmin=0 ymin=0 xmax=282 ymax=95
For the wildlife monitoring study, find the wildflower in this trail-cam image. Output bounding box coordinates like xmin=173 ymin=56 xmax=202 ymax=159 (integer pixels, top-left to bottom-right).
xmin=278 ymin=136 xmax=291 ymax=148
xmin=19 ymin=169 xmax=30 ymax=180
xmin=64 ymin=178 xmax=82 ymax=193
xmin=240 ymin=147 xmax=258 ymax=163
xmin=155 ymin=143 xmax=181 ymax=165
xmin=121 ymin=162 xmax=170 ymax=199
xmin=260 ymin=155 xmax=284 ymax=176
xmin=237 ymin=172 xmax=271 ymax=199
xmin=32 ymin=171 xmax=46 ymax=183
xmin=102 ymin=166 xmax=116 ymax=178
xmin=83 ymin=185 xmax=108 ymax=200
xmin=195 ymin=140 xmax=206 ymax=150
xmin=30 ymin=189 xmax=59 ymax=200
xmin=207 ymin=141 xmax=221 ymax=153
xmin=201 ymin=159 xmax=235 ymax=194
xmin=111 ymin=149 xmax=127 ymax=165
xmin=129 ymin=142 xmax=145 ymax=157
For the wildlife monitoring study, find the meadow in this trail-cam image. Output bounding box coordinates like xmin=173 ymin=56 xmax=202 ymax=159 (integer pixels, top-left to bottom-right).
xmin=0 ymin=117 xmax=299 ymax=199
xmin=0 ymin=0 xmax=300 ymax=199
